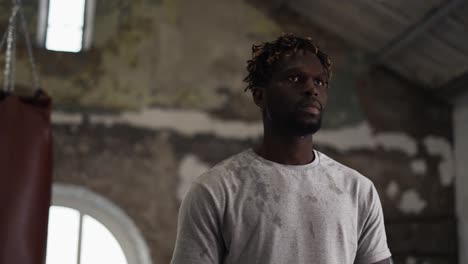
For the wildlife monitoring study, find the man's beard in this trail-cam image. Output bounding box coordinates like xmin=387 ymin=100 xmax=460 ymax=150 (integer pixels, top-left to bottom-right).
xmin=265 ymin=107 xmax=323 ymax=136
xmin=284 ymin=114 xmax=322 ymax=136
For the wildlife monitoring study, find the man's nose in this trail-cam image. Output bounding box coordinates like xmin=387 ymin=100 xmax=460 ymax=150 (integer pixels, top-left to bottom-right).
xmin=303 ymin=80 xmax=319 ymax=97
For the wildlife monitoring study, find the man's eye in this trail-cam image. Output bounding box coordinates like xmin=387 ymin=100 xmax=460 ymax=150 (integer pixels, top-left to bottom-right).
xmin=288 ymin=76 xmax=301 ymax=83
xmin=315 ymin=79 xmax=325 ymax=86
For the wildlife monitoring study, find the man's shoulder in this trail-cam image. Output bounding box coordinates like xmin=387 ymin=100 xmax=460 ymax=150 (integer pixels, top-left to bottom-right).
xmin=194 ymin=149 xmax=254 ymax=187
xmin=316 ymin=150 xmax=374 ymax=188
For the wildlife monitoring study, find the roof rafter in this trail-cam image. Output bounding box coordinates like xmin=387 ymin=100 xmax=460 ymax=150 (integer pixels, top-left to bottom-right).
xmin=373 ymin=0 xmax=464 ymax=65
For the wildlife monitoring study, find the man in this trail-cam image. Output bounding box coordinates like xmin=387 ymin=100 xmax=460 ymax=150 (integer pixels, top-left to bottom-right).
xmin=171 ymin=34 xmax=392 ymax=264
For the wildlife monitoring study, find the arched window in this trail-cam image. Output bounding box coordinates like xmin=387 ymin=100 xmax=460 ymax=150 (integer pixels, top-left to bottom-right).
xmin=46 ymin=183 xmax=152 ymax=264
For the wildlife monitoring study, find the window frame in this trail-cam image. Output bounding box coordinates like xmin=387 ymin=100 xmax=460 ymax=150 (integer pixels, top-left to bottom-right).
xmin=50 ymin=183 xmax=152 ymax=264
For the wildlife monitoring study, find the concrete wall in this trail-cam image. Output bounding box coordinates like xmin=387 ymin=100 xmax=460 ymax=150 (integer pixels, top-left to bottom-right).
xmin=0 ymin=0 xmax=457 ymax=263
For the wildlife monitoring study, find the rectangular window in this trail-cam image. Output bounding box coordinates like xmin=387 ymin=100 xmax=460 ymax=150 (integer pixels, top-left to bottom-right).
xmin=37 ymin=0 xmax=96 ymax=52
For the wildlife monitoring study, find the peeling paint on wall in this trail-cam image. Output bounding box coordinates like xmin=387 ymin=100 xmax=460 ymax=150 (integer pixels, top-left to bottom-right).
xmin=386 ymin=181 xmax=399 ymax=200
xmin=53 ymin=110 xmax=261 ymax=139
xmin=52 ymin=110 xmax=450 ymax=163
xmin=374 ymin=133 xmax=418 ymax=156
xmin=424 ymin=136 xmax=454 ymax=186
xmin=410 ymin=159 xmax=427 ymax=175
xmin=315 ymin=121 xmax=418 ymax=155
xmin=87 ymin=109 xmax=263 ymax=139
xmin=406 ymin=256 xmax=417 ymax=264
xmin=177 ymin=154 xmax=210 ymax=201
xmin=51 ymin=112 xmax=83 ymax=124
xmin=12 ymin=0 xmax=281 ymax=112
xmin=314 ymin=122 xmax=376 ymax=150
xmin=399 ymin=189 xmax=427 ymax=214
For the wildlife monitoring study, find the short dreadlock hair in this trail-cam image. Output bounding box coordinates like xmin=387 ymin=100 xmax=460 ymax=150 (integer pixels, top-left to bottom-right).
xmin=243 ymin=33 xmax=333 ymax=92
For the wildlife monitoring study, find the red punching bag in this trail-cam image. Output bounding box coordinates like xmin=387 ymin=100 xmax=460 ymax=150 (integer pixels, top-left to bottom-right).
xmin=0 ymin=1 xmax=53 ymax=263
xmin=0 ymin=90 xmax=53 ymax=264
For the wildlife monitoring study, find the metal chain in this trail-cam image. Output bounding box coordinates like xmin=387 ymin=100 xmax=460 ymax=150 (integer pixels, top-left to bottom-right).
xmin=2 ymin=5 xmax=19 ymax=92
xmin=1 ymin=0 xmax=41 ymax=93
xmin=10 ymin=23 xmax=18 ymax=92
xmin=0 ymin=30 xmax=8 ymax=52
xmin=10 ymin=23 xmax=16 ymax=92
xmin=19 ymin=6 xmax=40 ymax=91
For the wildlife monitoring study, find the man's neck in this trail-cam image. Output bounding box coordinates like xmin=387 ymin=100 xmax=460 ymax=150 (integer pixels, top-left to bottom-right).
xmin=255 ymin=128 xmax=315 ymax=166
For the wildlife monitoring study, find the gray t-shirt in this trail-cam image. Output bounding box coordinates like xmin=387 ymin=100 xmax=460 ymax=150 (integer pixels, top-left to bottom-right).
xmin=171 ymin=149 xmax=391 ymax=264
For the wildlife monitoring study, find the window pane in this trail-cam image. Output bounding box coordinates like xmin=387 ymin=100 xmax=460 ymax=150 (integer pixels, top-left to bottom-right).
xmin=80 ymin=215 xmax=127 ymax=264
xmin=46 ymin=0 xmax=86 ymax=52
xmin=46 ymin=27 xmax=83 ymax=52
xmin=48 ymin=0 xmax=86 ymax=27
xmin=46 ymin=206 xmax=80 ymax=264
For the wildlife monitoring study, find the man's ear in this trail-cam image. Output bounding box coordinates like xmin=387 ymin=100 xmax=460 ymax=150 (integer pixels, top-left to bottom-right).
xmin=252 ymin=88 xmax=265 ymax=110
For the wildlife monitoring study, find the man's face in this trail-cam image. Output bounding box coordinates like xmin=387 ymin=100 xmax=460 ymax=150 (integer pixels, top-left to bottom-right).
xmin=255 ymin=50 xmax=329 ymax=136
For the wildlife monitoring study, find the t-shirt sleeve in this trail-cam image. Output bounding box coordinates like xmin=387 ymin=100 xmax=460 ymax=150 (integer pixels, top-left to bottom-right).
xmin=171 ymin=182 xmax=225 ymax=264
xmin=354 ymin=183 xmax=391 ymax=264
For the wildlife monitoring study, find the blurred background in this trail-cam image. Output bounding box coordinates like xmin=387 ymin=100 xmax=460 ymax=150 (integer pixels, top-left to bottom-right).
xmin=1 ymin=0 xmax=467 ymax=263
